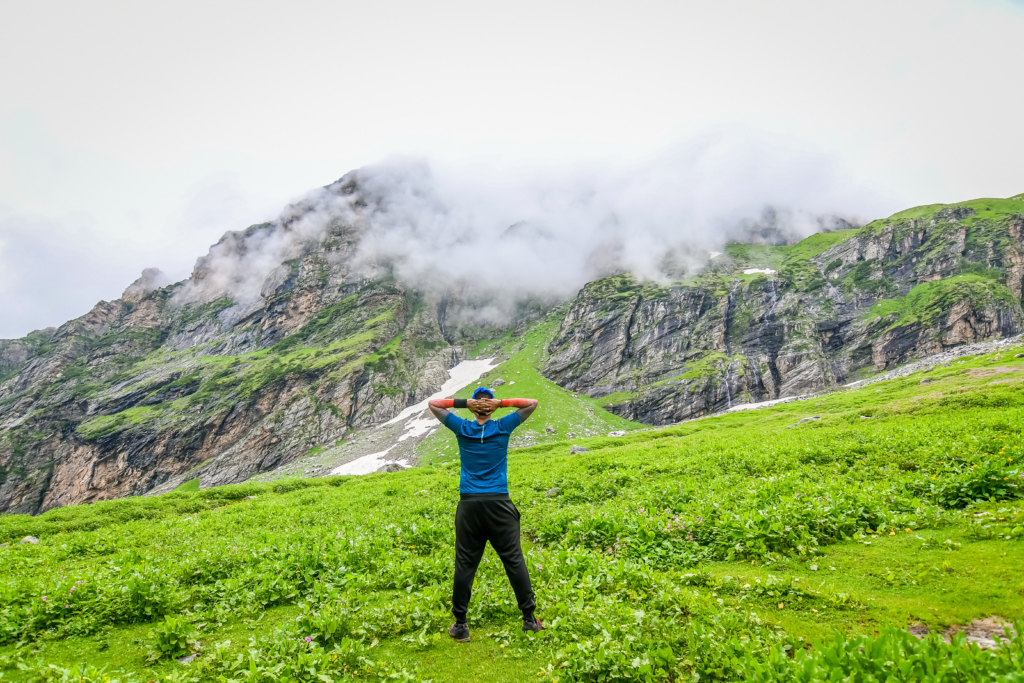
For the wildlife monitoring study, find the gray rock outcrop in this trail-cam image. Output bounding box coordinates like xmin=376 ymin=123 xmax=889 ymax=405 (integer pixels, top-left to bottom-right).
xmin=544 ymin=202 xmax=1024 ymax=424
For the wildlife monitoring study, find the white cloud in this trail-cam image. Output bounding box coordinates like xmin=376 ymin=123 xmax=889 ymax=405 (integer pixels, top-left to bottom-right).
xmin=174 ymin=130 xmax=894 ymax=319
xmin=0 ymin=0 xmax=1021 ymax=337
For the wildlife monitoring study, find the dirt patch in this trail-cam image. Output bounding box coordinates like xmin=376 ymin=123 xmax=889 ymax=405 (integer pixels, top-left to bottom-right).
xmin=908 ymin=624 xmax=930 ymax=638
xmin=909 ymin=617 xmax=1016 ymax=649
xmin=967 ymin=366 xmax=1019 ymax=378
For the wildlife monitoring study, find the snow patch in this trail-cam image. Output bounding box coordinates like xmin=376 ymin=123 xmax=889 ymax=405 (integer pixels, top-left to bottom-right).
xmin=726 ymin=394 xmax=812 ymax=413
xmin=398 ymin=419 xmax=435 ymax=442
xmin=742 ymin=268 xmax=776 ymax=275
xmin=330 ymin=358 xmax=499 ymax=476
xmin=709 ymin=251 xmax=722 ymax=259
xmin=384 ymin=357 xmax=498 ymax=428
xmin=330 ymin=449 xmax=410 ymax=476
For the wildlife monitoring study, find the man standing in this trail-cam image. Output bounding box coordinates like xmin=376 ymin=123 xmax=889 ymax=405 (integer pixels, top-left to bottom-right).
xmin=428 ymin=387 xmax=543 ymax=642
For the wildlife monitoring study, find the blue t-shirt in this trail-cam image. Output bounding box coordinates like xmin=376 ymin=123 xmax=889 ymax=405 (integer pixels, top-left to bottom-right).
xmin=443 ymin=412 xmax=522 ymax=494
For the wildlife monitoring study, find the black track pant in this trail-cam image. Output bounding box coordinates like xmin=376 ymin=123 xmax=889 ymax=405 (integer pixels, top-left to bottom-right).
xmin=452 ymin=493 xmax=535 ymax=621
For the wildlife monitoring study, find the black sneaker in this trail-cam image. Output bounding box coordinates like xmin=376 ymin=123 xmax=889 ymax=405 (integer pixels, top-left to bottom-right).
xmin=448 ymin=622 xmax=470 ymax=642
xmin=522 ymin=617 xmax=544 ymax=633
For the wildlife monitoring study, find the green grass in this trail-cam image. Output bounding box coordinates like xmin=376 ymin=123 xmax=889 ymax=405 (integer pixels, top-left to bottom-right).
xmin=77 ymin=405 xmax=168 ymax=439
xmin=865 ymin=274 xmax=1019 ymax=330
xmin=417 ymin=316 xmax=642 ymax=466
xmin=722 ymin=229 xmax=861 ymax=277
xmin=785 ymin=228 xmax=861 ymax=260
xmin=1 ymin=343 xmax=1024 ymax=681
xmin=661 ymin=351 xmax=730 ymax=382
xmin=863 ymin=195 xmax=1024 ymax=235
xmin=172 ymin=478 xmax=200 ymax=493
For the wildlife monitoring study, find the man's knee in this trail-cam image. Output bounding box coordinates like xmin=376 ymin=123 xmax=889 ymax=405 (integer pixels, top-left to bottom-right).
xmin=493 ymin=544 xmax=525 ymax=568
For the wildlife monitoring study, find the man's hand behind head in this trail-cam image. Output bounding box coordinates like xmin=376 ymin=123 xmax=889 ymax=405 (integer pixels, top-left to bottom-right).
xmin=467 ymin=397 xmax=500 ymax=418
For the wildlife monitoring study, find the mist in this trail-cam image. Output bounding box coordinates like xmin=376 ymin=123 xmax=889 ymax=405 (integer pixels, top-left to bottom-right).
xmin=174 ymin=132 xmax=895 ymax=320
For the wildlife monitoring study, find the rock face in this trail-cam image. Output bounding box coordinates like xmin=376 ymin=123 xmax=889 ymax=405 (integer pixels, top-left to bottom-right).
xmin=0 ymin=174 xmax=533 ymax=515
xmin=2 ymin=182 xmax=1022 ymax=515
xmin=545 ymin=198 xmax=1024 ymax=424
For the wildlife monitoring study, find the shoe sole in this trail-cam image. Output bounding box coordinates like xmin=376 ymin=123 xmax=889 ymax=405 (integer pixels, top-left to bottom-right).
xmin=449 ymin=627 xmax=470 ymax=643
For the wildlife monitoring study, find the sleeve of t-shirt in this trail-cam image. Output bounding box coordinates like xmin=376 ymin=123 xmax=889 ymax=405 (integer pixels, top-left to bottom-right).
xmin=495 ymin=412 xmax=522 ymax=433
xmin=443 ymin=413 xmax=467 ymax=433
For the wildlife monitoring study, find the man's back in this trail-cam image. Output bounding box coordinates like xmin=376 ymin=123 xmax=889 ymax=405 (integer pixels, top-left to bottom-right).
xmin=443 ymin=412 xmax=521 ymax=493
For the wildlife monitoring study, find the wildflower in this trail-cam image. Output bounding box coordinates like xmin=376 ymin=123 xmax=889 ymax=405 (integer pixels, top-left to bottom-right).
xmin=42 ymin=596 xmax=47 ymax=601
xmin=65 ymin=604 xmax=69 ymax=608
xmin=305 ymin=637 xmax=312 ymax=642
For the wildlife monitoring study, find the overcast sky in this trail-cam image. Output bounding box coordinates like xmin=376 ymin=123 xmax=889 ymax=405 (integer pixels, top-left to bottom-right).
xmin=1 ymin=0 xmax=1022 ymax=339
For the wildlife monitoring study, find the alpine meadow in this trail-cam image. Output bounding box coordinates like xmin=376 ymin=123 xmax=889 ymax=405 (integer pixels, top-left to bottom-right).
xmin=2 ymin=176 xmax=1024 ymax=682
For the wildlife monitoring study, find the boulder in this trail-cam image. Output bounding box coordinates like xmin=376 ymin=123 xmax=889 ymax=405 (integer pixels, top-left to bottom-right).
xmin=493 ymin=378 xmax=507 ymax=386
xmin=607 ymin=431 xmax=627 ymax=437
xmin=788 ymin=416 xmax=820 ymax=429
xmin=545 ymin=426 xmax=557 ymax=434
xmin=20 ymin=536 xmax=38 ymax=544
xmin=569 ymin=445 xmax=590 ymax=454
xmin=545 ymin=487 xmax=560 ymax=498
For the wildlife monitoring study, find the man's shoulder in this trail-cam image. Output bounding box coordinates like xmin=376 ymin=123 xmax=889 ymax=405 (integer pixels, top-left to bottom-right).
xmin=495 ymin=412 xmax=521 ymax=431
xmin=444 ymin=413 xmax=468 ymax=429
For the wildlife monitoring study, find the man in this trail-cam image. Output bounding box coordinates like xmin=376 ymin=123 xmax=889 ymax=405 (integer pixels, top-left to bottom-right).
xmin=428 ymin=387 xmax=543 ymax=642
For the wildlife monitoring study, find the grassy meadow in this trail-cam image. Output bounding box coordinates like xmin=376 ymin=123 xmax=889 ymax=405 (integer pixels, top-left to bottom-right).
xmin=1 ymin=342 xmax=1024 ymax=681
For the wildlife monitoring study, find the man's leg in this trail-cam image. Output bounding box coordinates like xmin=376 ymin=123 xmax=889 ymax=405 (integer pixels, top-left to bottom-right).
xmin=485 ymin=498 xmax=536 ymax=620
xmin=452 ymin=500 xmax=487 ymax=623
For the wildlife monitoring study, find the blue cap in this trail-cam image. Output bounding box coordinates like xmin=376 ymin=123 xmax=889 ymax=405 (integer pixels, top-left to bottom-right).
xmin=472 ymin=387 xmax=495 ymax=399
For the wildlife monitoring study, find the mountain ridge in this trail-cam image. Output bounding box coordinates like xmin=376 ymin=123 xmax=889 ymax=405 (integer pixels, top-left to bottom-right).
xmin=1 ymin=183 xmax=1022 ymax=514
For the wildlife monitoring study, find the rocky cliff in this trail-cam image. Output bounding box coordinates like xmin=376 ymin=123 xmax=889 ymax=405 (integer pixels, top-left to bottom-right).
xmin=545 ymin=197 xmax=1024 ymax=423
xmin=0 ymin=174 xmax=536 ymax=514
xmin=2 ymin=182 xmax=1022 ymax=515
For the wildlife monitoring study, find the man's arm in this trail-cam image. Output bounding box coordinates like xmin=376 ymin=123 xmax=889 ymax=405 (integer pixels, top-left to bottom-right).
xmin=501 ymin=398 xmax=538 ymax=423
xmin=428 ymin=398 xmax=467 ymax=423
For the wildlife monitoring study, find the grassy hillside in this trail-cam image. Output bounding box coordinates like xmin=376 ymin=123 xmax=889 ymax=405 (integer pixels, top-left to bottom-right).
xmin=418 ymin=315 xmax=642 ymax=466
xmin=865 ymin=274 xmax=1020 ymax=331
xmin=250 ymin=314 xmax=643 ymax=480
xmin=1 ymin=343 xmax=1024 ymax=681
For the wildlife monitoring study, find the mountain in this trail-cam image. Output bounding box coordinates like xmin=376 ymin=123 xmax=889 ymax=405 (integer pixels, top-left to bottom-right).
xmin=1 ymin=175 xmax=1022 ymax=515
xmin=547 ymin=198 xmax=1024 ymax=423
